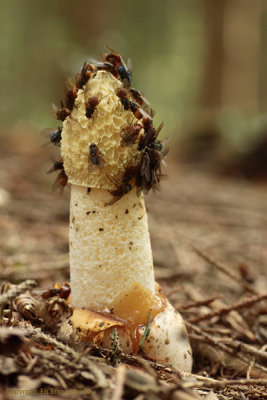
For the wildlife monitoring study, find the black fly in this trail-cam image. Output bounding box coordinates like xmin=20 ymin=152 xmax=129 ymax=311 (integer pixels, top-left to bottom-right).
xmin=88 ymin=143 xmax=104 ymax=170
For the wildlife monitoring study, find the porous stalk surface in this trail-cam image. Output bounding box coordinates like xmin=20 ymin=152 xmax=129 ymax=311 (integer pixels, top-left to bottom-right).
xmin=70 ymin=185 xmax=155 ymax=310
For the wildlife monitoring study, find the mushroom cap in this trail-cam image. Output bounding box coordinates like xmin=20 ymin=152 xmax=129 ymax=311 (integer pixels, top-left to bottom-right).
xmin=61 ymin=71 xmax=143 ymax=189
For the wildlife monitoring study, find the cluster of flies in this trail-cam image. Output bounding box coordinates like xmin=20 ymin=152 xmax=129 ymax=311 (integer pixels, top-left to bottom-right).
xmin=44 ymin=47 xmax=168 ymax=203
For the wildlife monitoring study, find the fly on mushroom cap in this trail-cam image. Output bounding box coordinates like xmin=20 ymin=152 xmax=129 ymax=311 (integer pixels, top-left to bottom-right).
xmin=61 ymin=70 xmax=146 ymax=190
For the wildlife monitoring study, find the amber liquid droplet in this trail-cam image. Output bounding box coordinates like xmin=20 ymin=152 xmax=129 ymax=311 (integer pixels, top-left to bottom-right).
xmin=68 ymin=282 xmax=166 ymax=353
xmin=110 ymin=283 xmax=165 ymax=353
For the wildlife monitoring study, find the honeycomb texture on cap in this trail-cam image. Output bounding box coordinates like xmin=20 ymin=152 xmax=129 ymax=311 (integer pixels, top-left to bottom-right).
xmin=61 ymin=70 xmax=143 ymax=189
xmin=70 ymin=185 xmax=155 ymax=311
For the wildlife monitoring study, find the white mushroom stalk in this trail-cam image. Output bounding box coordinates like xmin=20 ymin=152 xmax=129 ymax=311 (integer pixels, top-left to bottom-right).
xmin=54 ymin=50 xmax=192 ymax=372
xmin=69 ymin=186 xmax=156 ymax=312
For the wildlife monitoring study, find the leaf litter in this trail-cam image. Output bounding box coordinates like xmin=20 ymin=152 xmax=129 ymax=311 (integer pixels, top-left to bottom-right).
xmin=0 ymin=131 xmax=266 ymax=399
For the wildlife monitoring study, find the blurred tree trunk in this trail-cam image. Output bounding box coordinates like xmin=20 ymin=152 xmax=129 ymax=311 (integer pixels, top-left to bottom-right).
xmin=200 ymin=0 xmax=226 ymax=110
xmin=258 ymin=2 xmax=267 ymax=112
xmin=201 ymin=0 xmax=262 ymax=113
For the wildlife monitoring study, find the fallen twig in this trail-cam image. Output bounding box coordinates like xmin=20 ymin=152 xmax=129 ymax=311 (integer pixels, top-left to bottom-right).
xmin=182 ymin=372 xmax=267 ymax=389
xmin=0 ymin=280 xmax=36 ymax=306
xmin=186 ymin=321 xmax=267 ymax=377
xmin=18 ymin=323 xmax=107 ymax=388
xmin=193 ymin=245 xmax=258 ymax=294
xmin=188 ymin=293 xmax=267 ymax=323
xmin=176 ymin=295 xmax=223 ymax=310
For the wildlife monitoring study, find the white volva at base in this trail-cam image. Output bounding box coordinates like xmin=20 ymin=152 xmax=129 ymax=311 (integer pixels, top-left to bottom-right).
xmin=138 ymin=301 xmax=193 ymax=372
xmin=101 ymin=300 xmax=192 ymax=372
xmin=59 ymin=298 xmax=193 ymax=372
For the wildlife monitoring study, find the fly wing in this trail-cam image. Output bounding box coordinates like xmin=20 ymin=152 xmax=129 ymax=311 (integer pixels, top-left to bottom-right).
xmin=88 ymin=58 xmax=111 ymax=69
xmin=40 ymin=128 xmax=54 ymax=138
xmin=120 ymin=129 xmax=137 ymax=146
xmin=127 ymin=58 xmax=132 ymax=74
xmin=107 ymin=195 xmax=122 ymax=206
xmin=139 ymin=108 xmax=153 ymax=121
xmin=154 ymin=121 xmax=164 ymax=139
xmin=75 ymin=72 xmax=80 ymax=87
xmin=151 ymin=170 xmax=159 ymax=185
xmin=47 ymin=164 xmax=56 ymax=174
xmin=40 ymin=128 xmax=55 ymax=147
xmin=141 ymin=155 xmax=151 ymax=182
xmin=160 ymin=146 xmax=169 ymax=159
xmin=97 ymin=156 xmax=104 ymax=169
xmin=65 ymin=77 xmax=75 ymax=91
xmin=81 ymin=61 xmax=88 ymax=73
xmin=52 ymin=175 xmax=64 ymax=195
xmin=52 ymin=103 xmax=59 ymax=114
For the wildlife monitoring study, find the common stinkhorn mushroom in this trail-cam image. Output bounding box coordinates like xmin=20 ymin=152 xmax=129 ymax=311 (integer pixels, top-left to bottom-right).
xmin=51 ymin=49 xmax=192 ymax=372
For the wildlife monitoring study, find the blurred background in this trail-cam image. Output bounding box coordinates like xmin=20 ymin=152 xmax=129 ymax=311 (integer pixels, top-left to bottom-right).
xmin=1 ymin=0 xmax=267 ymax=178
xmin=1 ymin=1 xmax=267 ymax=387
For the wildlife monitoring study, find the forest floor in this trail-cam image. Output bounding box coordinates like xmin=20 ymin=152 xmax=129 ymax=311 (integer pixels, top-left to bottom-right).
xmin=0 ymin=129 xmax=266 ymax=399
